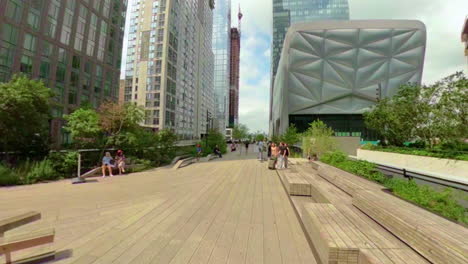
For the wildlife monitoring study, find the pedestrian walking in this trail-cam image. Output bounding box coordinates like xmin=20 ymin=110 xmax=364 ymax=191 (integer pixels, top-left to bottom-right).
xmin=245 ymin=141 xmax=250 ymax=154
xmin=277 ymin=142 xmax=286 ymax=169
xmin=267 ymin=141 xmax=272 ymax=158
xmin=284 ymin=144 xmax=290 ymax=169
xmin=196 ymin=144 xmax=202 ymax=161
xmin=258 ymin=140 xmax=264 ymax=161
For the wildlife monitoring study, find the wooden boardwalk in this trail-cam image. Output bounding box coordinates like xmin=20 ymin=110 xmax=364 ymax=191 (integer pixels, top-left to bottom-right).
xmin=0 ymin=151 xmax=317 ymax=264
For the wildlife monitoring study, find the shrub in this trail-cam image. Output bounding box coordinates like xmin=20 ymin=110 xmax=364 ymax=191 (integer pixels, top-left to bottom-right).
xmin=25 ymin=159 xmax=60 ymax=184
xmin=320 ymin=151 xmax=467 ymax=224
xmin=0 ymin=164 xmax=21 ymax=186
xmin=48 ymin=151 xmax=78 ymax=178
xmin=302 ymin=120 xmax=336 ymax=158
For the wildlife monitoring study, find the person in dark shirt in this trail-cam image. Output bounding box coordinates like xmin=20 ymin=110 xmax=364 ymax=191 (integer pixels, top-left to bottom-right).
xmin=278 ymin=142 xmax=286 ymax=169
xmin=267 ymin=141 xmax=272 ymax=158
xmin=213 ymin=145 xmax=222 ymax=158
xmin=284 ymin=144 xmax=290 ymax=169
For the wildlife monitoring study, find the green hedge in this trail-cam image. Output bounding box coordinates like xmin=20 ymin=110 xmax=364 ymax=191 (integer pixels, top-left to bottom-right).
xmin=320 ymin=151 xmax=468 ymax=224
xmin=361 ymin=144 xmax=468 ymax=161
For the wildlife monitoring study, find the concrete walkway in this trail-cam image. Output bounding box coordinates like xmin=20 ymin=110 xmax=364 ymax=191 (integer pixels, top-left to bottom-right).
xmin=0 ymin=150 xmax=317 ymax=264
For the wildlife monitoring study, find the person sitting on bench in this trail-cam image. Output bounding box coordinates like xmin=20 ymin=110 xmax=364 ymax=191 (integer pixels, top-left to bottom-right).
xmin=213 ymin=145 xmax=223 ymax=158
xmin=115 ymin=149 xmax=126 ymax=175
xmin=102 ymin=152 xmax=114 ymax=178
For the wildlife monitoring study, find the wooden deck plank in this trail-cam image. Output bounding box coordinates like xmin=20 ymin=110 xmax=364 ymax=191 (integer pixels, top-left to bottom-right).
xmin=0 ymin=154 xmax=317 ymax=264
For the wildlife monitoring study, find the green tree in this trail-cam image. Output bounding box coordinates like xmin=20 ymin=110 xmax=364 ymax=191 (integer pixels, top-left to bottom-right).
xmin=232 ymin=124 xmax=249 ymax=142
xmin=281 ymin=124 xmax=301 ymax=145
xmin=302 ymin=120 xmax=336 ymax=159
xmin=0 ymin=75 xmax=53 ymax=152
xmin=63 ymin=108 xmax=102 ymax=140
xmin=364 ymin=72 xmax=468 ymax=147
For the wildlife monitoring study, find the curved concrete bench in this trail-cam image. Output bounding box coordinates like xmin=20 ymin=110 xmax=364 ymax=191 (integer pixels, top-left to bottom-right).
xmin=172 ymin=157 xmax=196 ymax=169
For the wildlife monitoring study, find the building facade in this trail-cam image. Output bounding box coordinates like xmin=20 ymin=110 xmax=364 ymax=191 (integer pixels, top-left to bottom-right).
xmin=229 ymin=27 xmax=240 ymax=127
xmin=124 ymin=0 xmax=215 ymax=140
xmin=271 ymin=21 xmax=427 ymax=139
xmin=270 ymin=0 xmax=350 ymax=133
xmin=0 ymin=0 xmax=127 ymax=143
xmin=212 ymin=0 xmax=231 ymax=134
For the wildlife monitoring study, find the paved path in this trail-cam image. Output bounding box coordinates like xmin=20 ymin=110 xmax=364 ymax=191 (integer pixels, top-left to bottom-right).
xmin=0 ymin=150 xmax=317 ymax=264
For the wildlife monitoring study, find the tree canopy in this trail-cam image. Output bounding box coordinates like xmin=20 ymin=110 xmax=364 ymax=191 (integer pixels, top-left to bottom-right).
xmin=364 ymin=72 xmax=468 ymax=147
xmin=0 ymin=75 xmax=54 ymax=152
xmin=232 ymin=124 xmax=249 ymax=141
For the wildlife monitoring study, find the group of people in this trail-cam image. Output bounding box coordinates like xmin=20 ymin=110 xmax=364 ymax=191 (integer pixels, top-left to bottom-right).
xmin=267 ymin=142 xmax=290 ymax=169
xmin=196 ymin=144 xmax=223 ymax=161
xmin=101 ymin=150 xmax=126 ymax=177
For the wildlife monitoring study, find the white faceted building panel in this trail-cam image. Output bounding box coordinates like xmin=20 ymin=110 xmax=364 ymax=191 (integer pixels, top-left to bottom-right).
xmin=271 ymin=20 xmax=426 ymax=134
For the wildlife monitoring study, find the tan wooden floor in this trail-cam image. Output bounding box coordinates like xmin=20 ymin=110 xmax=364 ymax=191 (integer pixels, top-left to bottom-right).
xmin=0 ymin=150 xmax=317 ymax=264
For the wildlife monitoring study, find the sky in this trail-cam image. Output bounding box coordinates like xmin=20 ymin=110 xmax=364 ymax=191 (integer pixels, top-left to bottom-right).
xmin=122 ymin=0 xmax=468 ymax=134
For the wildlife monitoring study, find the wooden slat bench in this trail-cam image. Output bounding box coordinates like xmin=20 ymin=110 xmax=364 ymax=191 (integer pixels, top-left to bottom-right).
xmin=317 ymin=162 xmax=382 ymax=197
xmin=293 ymin=164 xmax=429 ymax=264
xmin=353 ymin=190 xmax=468 ymax=264
xmin=0 ymin=212 xmax=40 ymax=237
xmin=172 ymin=157 xmax=196 ymax=170
xmin=278 ymin=171 xmax=311 ymax=196
xmin=302 ymin=203 xmax=362 ymax=264
xmin=205 ymin=154 xmax=219 ymax=161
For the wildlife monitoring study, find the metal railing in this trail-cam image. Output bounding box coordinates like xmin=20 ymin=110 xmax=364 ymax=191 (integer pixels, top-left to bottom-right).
xmin=373 ymin=162 xmax=468 ymax=192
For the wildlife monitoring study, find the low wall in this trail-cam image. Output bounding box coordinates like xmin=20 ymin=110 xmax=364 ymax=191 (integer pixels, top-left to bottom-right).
xmin=357 ymin=149 xmax=468 ymax=180
xmin=333 ymin=137 xmax=361 ymax=156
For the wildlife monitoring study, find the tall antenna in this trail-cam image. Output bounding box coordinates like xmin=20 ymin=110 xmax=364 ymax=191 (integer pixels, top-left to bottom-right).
xmin=238 ymin=5 xmax=243 ymax=36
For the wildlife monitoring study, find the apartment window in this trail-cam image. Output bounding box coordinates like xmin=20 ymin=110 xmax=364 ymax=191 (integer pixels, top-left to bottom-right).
xmin=39 ymin=61 xmax=50 ymax=79
xmin=1 ymin=24 xmax=18 ymax=45
xmin=58 ymin=48 xmax=67 ymax=64
xmin=56 ymin=65 xmax=66 ymax=83
xmin=70 ymin=72 xmax=79 ymax=88
xmin=27 ymin=10 xmax=40 ymax=30
xmin=68 ymin=92 xmax=77 ymax=105
xmin=20 ymin=55 xmax=33 ymax=75
xmin=41 ymin=40 xmax=53 ymax=57
xmin=0 ymin=45 xmax=15 ymax=68
xmin=72 ymin=55 xmax=80 ymax=69
xmin=5 ymin=0 xmax=23 ymax=22
xmin=23 ymin=33 xmax=37 ymax=52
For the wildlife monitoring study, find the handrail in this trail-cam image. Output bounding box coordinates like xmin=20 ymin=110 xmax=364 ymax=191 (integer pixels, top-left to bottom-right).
xmin=373 ymin=162 xmax=468 ymax=192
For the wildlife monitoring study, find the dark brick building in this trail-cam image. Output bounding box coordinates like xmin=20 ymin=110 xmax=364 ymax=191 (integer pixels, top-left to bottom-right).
xmin=0 ymin=0 xmax=127 ymax=144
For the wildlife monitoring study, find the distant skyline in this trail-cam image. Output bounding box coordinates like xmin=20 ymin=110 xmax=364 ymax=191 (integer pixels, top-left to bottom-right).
xmin=123 ymin=0 xmax=468 ymax=133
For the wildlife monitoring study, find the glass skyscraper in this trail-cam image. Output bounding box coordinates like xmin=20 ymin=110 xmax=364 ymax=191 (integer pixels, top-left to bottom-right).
xmin=270 ymin=0 xmax=349 ymax=131
xmin=124 ymin=0 xmax=215 ymax=139
xmin=212 ymin=0 xmax=231 ymax=133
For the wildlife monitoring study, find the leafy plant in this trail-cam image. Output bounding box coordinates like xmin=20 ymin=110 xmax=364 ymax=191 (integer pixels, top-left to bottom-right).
xmin=302 ymin=120 xmax=336 ymax=158
xmin=320 ymin=151 xmax=467 ymax=224
xmin=364 ymin=72 xmax=468 ymax=147
xmin=0 ymin=75 xmax=53 ymax=153
xmin=0 ymin=164 xmax=21 ymax=186
xmin=281 ymin=124 xmax=301 ymax=146
xmin=25 ymin=159 xmax=60 ymax=184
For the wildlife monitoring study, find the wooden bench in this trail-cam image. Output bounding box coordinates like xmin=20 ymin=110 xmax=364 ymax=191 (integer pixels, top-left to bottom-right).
xmin=170 ymin=155 xmax=191 ymax=166
xmin=172 ymin=157 xmax=196 ymax=170
xmin=279 ymin=171 xmax=311 ymax=196
xmin=317 ymin=162 xmax=382 ymax=197
xmin=302 ymin=203 xmax=362 ymax=264
xmin=0 ymin=212 xmax=40 ymax=237
xmin=205 ymin=154 xmax=219 ymax=162
xmin=353 ymin=190 xmax=468 ymax=264
xmin=0 ymin=212 xmax=55 ymax=264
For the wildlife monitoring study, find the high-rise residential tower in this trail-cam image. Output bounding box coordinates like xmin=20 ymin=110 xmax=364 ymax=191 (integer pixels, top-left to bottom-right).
xmin=212 ymin=0 xmax=231 ymax=133
xmin=124 ymin=0 xmax=215 ymax=140
xmin=270 ymin=0 xmax=349 ymax=133
xmin=0 ymin=0 xmax=127 ymax=143
xmin=229 ymin=27 xmax=240 ymax=127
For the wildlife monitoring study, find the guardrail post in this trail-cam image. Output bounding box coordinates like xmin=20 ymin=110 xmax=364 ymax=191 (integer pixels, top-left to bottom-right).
xmin=77 ymin=152 xmax=81 ymax=178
